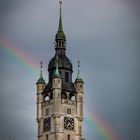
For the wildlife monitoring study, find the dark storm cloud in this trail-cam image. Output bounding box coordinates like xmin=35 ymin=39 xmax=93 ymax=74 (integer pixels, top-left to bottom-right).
xmin=0 ymin=0 xmax=140 ymax=140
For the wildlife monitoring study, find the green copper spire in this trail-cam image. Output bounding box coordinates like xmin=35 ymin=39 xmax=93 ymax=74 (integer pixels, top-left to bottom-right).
xmin=37 ymin=61 xmax=46 ymax=84
xmin=55 ymin=0 xmax=66 ymax=49
xmin=75 ymin=61 xmax=84 ymax=83
xmin=77 ymin=61 xmax=81 ymax=80
xmin=53 ymin=55 xmax=61 ymax=78
xmin=58 ymin=0 xmax=63 ymax=32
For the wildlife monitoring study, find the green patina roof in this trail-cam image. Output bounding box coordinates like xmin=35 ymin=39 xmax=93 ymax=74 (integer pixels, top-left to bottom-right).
xmin=75 ymin=61 xmax=84 ymax=83
xmin=37 ymin=75 xmax=46 ymax=84
xmin=55 ymin=0 xmax=66 ymax=42
xmin=36 ymin=62 xmax=46 ymax=84
xmin=75 ymin=70 xmax=83 ymax=83
xmin=48 ymin=55 xmax=72 ymax=71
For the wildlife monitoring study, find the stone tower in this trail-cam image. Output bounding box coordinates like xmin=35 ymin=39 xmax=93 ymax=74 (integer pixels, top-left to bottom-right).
xmin=36 ymin=1 xmax=84 ymax=140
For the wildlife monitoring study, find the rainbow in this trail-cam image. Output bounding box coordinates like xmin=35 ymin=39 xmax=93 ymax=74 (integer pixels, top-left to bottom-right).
xmin=0 ymin=36 xmax=122 ymax=140
xmin=0 ymin=37 xmax=39 ymax=74
xmin=84 ymin=110 xmax=122 ymax=140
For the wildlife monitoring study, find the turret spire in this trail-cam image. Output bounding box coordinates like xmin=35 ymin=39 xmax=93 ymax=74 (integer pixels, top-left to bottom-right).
xmin=36 ymin=61 xmax=46 ymax=84
xmin=75 ymin=61 xmax=84 ymax=83
xmin=40 ymin=61 xmax=43 ymax=78
xmin=59 ymin=0 xmax=63 ymax=31
xmin=77 ymin=61 xmax=81 ymax=80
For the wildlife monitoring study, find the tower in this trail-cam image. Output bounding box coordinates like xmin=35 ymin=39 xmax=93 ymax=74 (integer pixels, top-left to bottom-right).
xmin=36 ymin=1 xmax=84 ymax=140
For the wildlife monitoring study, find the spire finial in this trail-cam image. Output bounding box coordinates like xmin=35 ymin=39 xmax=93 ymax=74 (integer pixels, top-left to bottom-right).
xmin=75 ymin=60 xmax=84 ymax=83
xmin=55 ymin=0 xmax=66 ymax=49
xmin=40 ymin=61 xmax=43 ymax=78
xmin=58 ymin=0 xmax=63 ymax=31
xmin=36 ymin=61 xmax=46 ymax=84
xmin=78 ymin=60 xmax=80 ymax=70
xmin=77 ymin=60 xmax=81 ymax=79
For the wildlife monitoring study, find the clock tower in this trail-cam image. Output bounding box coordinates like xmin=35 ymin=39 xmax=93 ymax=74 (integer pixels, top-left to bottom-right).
xmin=36 ymin=1 xmax=84 ymax=140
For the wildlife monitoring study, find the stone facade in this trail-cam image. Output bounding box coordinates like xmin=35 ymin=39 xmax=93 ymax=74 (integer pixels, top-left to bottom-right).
xmin=36 ymin=1 xmax=84 ymax=140
xmin=36 ymin=76 xmax=84 ymax=140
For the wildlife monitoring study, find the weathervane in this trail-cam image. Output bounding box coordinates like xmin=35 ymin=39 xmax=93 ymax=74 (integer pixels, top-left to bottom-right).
xmin=78 ymin=60 xmax=80 ymax=72
xmin=40 ymin=61 xmax=43 ymax=72
xmin=40 ymin=61 xmax=43 ymax=78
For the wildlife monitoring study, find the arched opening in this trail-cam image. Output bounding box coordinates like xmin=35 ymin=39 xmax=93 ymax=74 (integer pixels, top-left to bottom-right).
xmin=65 ymin=72 xmax=69 ymax=83
xmin=46 ymin=135 xmax=48 ymax=140
xmin=44 ymin=92 xmax=53 ymax=101
xmin=67 ymin=108 xmax=71 ymax=114
xmin=45 ymin=95 xmax=50 ymax=101
xmin=68 ymin=134 xmax=70 ymax=140
xmin=71 ymin=95 xmax=75 ymax=101
xmin=62 ymin=92 xmax=67 ymax=99
xmin=69 ymin=93 xmax=75 ymax=101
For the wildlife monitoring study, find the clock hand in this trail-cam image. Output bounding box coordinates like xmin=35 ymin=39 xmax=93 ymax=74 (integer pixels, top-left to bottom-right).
xmin=67 ymin=123 xmax=73 ymax=128
xmin=67 ymin=123 xmax=71 ymax=127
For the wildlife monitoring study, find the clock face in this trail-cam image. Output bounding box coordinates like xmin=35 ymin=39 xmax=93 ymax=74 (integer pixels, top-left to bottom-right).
xmin=43 ymin=117 xmax=51 ymax=131
xmin=64 ymin=117 xmax=74 ymax=130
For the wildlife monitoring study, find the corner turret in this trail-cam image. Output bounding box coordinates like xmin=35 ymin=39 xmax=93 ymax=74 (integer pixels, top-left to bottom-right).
xmin=75 ymin=61 xmax=84 ymax=137
xmin=75 ymin=61 xmax=84 ymax=84
xmin=36 ymin=62 xmax=46 ymax=121
xmin=36 ymin=61 xmax=46 ymax=85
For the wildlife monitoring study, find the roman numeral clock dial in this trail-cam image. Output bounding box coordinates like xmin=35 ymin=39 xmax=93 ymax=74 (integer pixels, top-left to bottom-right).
xmin=64 ymin=117 xmax=74 ymax=130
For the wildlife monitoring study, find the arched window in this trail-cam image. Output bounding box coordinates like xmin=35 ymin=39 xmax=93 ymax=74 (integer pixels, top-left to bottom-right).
xmin=71 ymin=96 xmax=75 ymax=101
xmin=46 ymin=135 xmax=48 ymax=140
xmin=45 ymin=96 xmax=49 ymax=101
xmin=68 ymin=134 xmax=70 ymax=140
xmin=62 ymin=92 xmax=67 ymax=99
xmin=44 ymin=95 xmax=50 ymax=101
xmin=69 ymin=93 xmax=75 ymax=101
xmin=65 ymin=72 xmax=69 ymax=82
xmin=67 ymin=108 xmax=71 ymax=114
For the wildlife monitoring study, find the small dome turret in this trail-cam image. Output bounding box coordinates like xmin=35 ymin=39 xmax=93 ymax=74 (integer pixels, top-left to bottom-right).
xmin=48 ymin=54 xmax=72 ymax=72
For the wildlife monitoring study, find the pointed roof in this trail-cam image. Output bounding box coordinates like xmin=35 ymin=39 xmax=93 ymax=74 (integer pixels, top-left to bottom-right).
xmin=36 ymin=61 xmax=46 ymax=84
xmin=58 ymin=0 xmax=63 ymax=31
xmin=55 ymin=0 xmax=66 ymax=42
xmin=75 ymin=61 xmax=84 ymax=83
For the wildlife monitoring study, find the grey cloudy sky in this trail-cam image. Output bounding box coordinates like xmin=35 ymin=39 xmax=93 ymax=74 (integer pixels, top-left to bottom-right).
xmin=0 ymin=0 xmax=140 ymax=140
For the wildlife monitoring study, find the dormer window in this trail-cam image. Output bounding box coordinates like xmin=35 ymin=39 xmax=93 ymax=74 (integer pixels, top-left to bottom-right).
xmin=65 ymin=72 xmax=69 ymax=82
